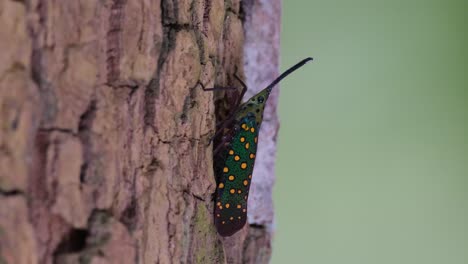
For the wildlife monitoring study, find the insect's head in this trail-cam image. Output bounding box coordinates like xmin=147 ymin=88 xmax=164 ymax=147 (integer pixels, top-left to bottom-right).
xmin=236 ymin=88 xmax=271 ymax=125
xmin=235 ymin=57 xmax=313 ymax=125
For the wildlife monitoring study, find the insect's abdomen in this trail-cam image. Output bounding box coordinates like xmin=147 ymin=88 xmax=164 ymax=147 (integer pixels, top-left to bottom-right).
xmin=214 ymin=119 xmax=259 ymax=236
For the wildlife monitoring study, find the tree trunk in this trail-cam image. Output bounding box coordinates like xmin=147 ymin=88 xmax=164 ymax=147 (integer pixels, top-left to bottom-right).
xmin=0 ymin=0 xmax=280 ymax=263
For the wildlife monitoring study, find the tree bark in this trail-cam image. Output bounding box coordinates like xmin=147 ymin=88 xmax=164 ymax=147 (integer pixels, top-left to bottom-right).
xmin=0 ymin=0 xmax=280 ymax=263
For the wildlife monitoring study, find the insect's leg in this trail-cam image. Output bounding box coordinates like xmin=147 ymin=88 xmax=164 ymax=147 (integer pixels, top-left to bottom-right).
xmin=233 ymin=74 xmax=247 ymax=108
xmin=212 ymin=136 xmax=228 ymax=155
xmin=197 ymin=81 xmax=238 ymax=91
xmin=212 ymin=125 xmax=239 ymax=155
xmin=234 ymin=74 xmax=248 ymax=92
xmin=206 ymin=115 xmax=235 ymax=146
xmin=201 ymin=74 xmax=246 ymax=147
xmin=211 ymin=74 xmax=247 ymax=131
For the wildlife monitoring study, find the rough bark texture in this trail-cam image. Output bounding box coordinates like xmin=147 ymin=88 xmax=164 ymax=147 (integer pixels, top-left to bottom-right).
xmin=0 ymin=0 xmax=279 ymax=263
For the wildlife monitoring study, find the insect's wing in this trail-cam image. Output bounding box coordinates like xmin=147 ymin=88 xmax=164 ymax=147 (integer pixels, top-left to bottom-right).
xmin=214 ymin=119 xmax=259 ymax=236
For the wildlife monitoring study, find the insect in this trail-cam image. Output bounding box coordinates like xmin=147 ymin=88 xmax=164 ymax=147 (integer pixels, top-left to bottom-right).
xmin=208 ymin=57 xmax=313 ymax=236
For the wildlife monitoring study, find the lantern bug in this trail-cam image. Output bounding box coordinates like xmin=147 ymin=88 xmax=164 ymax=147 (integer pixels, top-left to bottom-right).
xmin=202 ymin=57 xmax=313 ymax=236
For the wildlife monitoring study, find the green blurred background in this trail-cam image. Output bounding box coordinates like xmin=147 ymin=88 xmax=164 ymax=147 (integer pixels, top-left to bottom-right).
xmin=273 ymin=1 xmax=468 ymax=263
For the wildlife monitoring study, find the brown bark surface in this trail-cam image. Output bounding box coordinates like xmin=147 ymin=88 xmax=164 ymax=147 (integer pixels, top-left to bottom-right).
xmin=0 ymin=0 xmax=280 ymax=263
